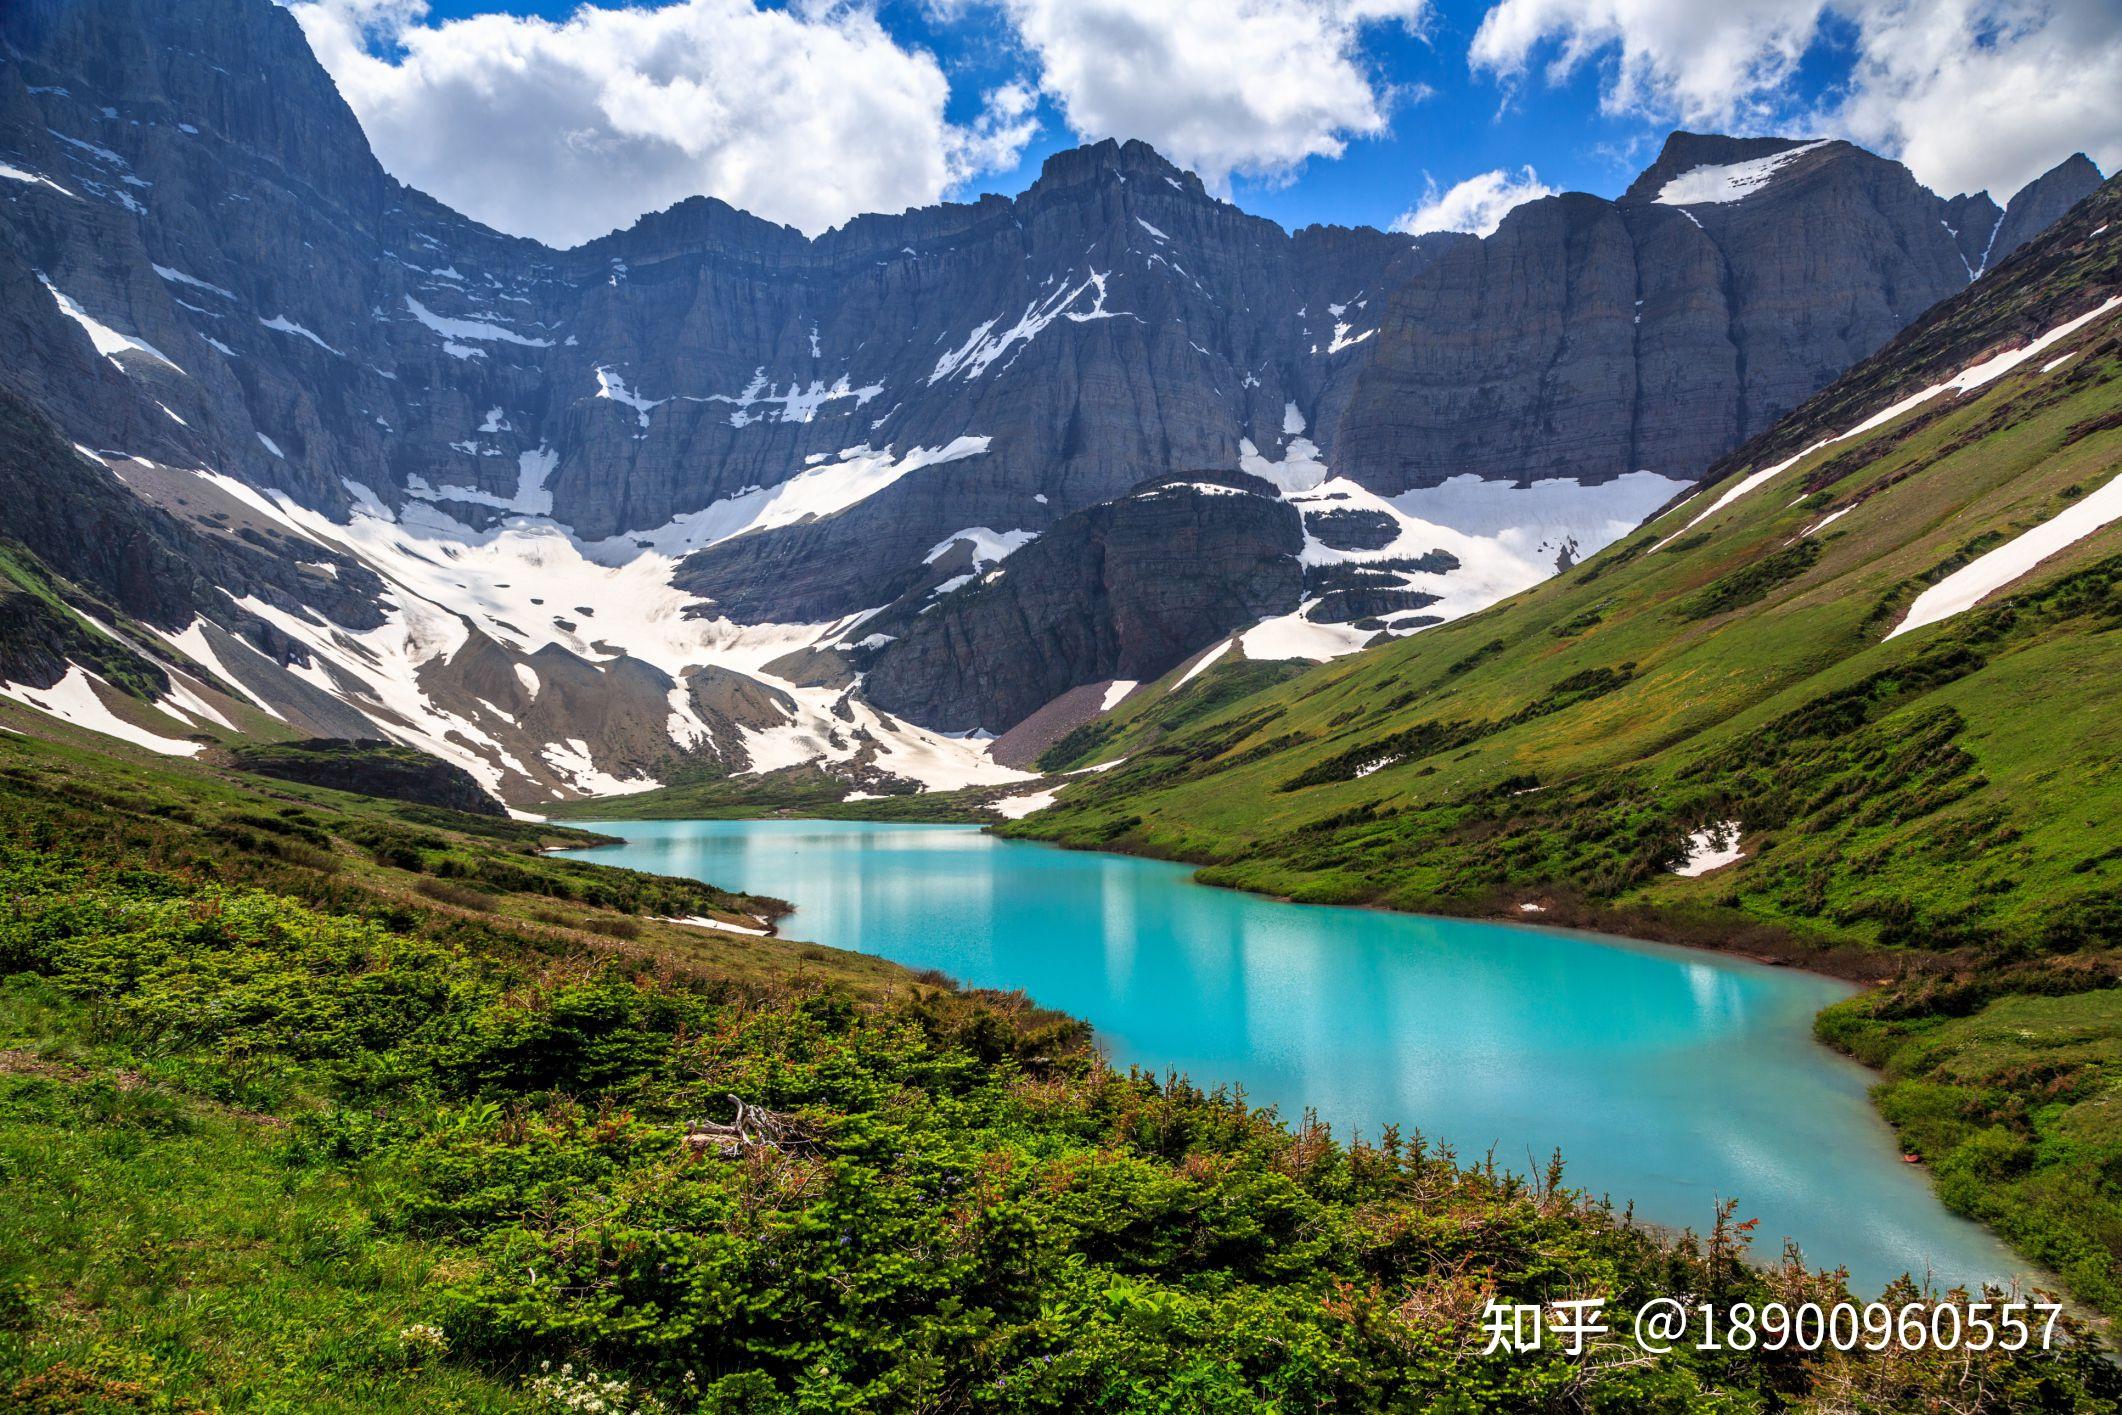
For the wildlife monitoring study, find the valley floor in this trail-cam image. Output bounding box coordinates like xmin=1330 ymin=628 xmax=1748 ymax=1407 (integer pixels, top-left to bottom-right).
xmin=1 ymin=731 xmax=2116 ymax=1410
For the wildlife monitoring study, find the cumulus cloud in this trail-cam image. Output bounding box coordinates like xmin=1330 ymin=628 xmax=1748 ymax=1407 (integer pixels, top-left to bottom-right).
xmin=1467 ymin=0 xmax=2121 ymax=199
xmin=1830 ymin=0 xmax=2122 ymax=200
xmin=993 ymin=0 xmax=1431 ymax=191
xmin=1394 ymin=165 xmax=1556 ymax=234
xmin=288 ymin=0 xmax=1040 ymax=246
xmin=1470 ymin=0 xmax=1824 ymax=130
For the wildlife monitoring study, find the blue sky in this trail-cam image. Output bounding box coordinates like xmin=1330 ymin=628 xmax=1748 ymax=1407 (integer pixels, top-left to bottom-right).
xmin=297 ymin=0 xmax=2120 ymax=249
xmin=403 ymin=0 xmax=1822 ymax=228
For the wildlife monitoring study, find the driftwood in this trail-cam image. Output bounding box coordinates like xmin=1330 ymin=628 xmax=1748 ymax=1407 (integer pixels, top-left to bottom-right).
xmin=685 ymin=1094 xmax=806 ymax=1158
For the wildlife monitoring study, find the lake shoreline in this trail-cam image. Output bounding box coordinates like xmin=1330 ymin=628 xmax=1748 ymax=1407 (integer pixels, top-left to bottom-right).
xmin=567 ymin=814 xmax=1870 ymax=986
xmin=557 ymin=816 xmax=2033 ymax=1297
xmin=987 ymin=824 xmax=1920 ymax=989
xmin=560 ymin=802 xmax=1915 ymax=986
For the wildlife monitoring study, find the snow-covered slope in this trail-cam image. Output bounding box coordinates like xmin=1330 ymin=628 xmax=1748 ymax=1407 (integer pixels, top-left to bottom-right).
xmin=0 ymin=0 xmax=2102 ymax=806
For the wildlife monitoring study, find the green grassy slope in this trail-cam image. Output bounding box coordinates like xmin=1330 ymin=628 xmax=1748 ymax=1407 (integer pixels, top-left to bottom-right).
xmin=1 ymin=741 xmax=2114 ymax=1410
xmin=0 ymin=726 xmax=895 ymax=993
xmin=1004 ymin=178 xmax=2122 ymax=1314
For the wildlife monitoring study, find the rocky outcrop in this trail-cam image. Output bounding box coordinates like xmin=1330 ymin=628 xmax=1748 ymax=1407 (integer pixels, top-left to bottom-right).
xmin=1335 ymin=135 xmax=1983 ymax=493
xmin=228 ymin=738 xmax=508 ymax=816
xmin=0 ymin=385 xmax=379 ymax=697
xmin=862 ymin=474 xmax=1303 ymax=732
xmin=1986 ymin=154 xmax=2104 ymax=270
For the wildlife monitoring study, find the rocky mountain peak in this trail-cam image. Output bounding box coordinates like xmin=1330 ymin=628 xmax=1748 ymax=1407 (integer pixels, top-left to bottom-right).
xmin=3 ymin=0 xmax=385 ymax=216
xmin=1618 ymin=130 xmax=1829 ymax=203
xmin=1986 ymin=152 xmax=2106 ymax=269
xmin=1941 ymin=190 xmax=2005 ymax=273
xmin=582 ymin=191 xmax=808 ymax=266
xmin=1030 ymin=137 xmax=1200 ymax=195
xmin=0 ymin=0 xmax=2108 ymax=803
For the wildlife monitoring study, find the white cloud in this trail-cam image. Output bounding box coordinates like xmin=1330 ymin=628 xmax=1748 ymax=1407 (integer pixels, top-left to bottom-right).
xmin=1471 ymin=0 xmax=1825 ymax=130
xmin=1468 ymin=0 xmax=2121 ymax=199
xmin=1829 ymin=0 xmax=2122 ymax=201
xmin=993 ymin=0 xmax=1431 ymax=192
xmin=288 ymin=0 xmax=1040 ymax=246
xmin=1395 ymin=164 xmax=1556 ymax=234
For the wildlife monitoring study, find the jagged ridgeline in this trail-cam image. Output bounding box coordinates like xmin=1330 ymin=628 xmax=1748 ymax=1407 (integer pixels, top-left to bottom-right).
xmin=0 ymin=0 xmax=2103 ymax=810
xmin=1009 ymin=174 xmax=2122 ymax=944
xmin=1009 ymin=177 xmax=2122 ymax=1310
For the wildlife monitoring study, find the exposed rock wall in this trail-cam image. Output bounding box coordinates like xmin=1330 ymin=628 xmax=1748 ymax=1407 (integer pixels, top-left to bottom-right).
xmin=862 ymin=475 xmax=1303 ymax=733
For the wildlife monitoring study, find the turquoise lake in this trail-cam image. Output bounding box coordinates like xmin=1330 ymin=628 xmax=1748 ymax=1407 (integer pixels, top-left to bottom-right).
xmin=562 ymin=817 xmax=2025 ymax=1295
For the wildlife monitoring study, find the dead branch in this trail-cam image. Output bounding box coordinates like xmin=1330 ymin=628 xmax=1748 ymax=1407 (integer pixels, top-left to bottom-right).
xmin=684 ymin=1094 xmax=809 ymax=1158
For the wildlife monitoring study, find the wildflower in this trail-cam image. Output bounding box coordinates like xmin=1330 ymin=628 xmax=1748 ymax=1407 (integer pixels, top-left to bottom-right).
xmin=527 ymin=1362 xmax=666 ymax=1415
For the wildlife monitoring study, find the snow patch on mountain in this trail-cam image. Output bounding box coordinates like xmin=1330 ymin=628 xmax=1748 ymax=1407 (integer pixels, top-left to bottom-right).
xmin=1173 ymin=639 xmax=1231 ymax=689
xmin=1239 ymin=610 xmax=1371 ymax=661
xmin=404 ymin=294 xmax=552 ymax=349
xmin=154 ymin=668 xmax=238 ymax=732
xmin=540 ymin=737 xmax=658 ymax=798
xmin=0 ymin=665 xmax=201 ymax=755
xmin=113 ymin=452 xmax=1028 ymax=801
xmin=39 ymin=276 xmax=183 ymax=373
xmin=1674 ymin=820 xmax=1745 ymax=875
xmin=1657 ymin=296 xmax=2122 ymax=548
xmin=600 ymin=438 xmax=993 ymax=559
xmin=1239 ymin=430 xmax=1329 ymax=494
xmin=1284 ymin=471 xmax=1688 ymax=631
xmin=929 ymin=270 xmax=1129 ymax=383
xmin=401 ymin=445 xmax=558 ymax=515
xmin=593 ymin=366 xmax=662 ymax=427
xmin=155 ymin=618 xmax=285 ymax=720
xmin=0 ymin=161 xmax=76 ymax=198
xmin=1139 ymin=480 xmax=1253 ymax=499
xmin=708 ymin=369 xmax=885 ymax=427
xmin=512 ymin=447 xmax=557 ymax=515
xmin=1327 ymin=322 xmax=1376 ymax=354
xmin=1889 ymin=469 xmax=2122 ymax=639
xmin=258 ymin=314 xmax=341 ymax=355
xmin=1656 ymin=141 xmax=1831 ymax=206
xmin=990 ymin=787 xmax=1059 ymax=818
xmin=924 ymin=526 xmax=1038 ymax=566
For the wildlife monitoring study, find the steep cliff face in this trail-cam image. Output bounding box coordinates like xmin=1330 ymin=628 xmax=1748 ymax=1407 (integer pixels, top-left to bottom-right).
xmin=0 ymin=0 xmax=1456 ymax=619
xmin=1334 ymin=135 xmax=1982 ymax=493
xmin=1986 ymin=153 xmax=2105 ymax=269
xmin=648 ymin=146 xmax=1460 ymax=624
xmin=862 ymin=474 xmax=1304 ymax=733
xmin=0 ymin=0 xmax=2104 ymax=799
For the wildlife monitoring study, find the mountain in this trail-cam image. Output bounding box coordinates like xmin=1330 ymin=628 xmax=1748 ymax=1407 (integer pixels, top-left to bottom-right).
xmin=860 ymin=471 xmax=1307 ymax=733
xmin=0 ymin=0 xmax=2104 ymax=807
xmin=1010 ymin=170 xmax=2122 ymax=944
xmin=1344 ymin=135 xmax=1962 ymax=491
xmin=1988 ymin=152 xmax=2106 ymax=269
xmin=1001 ymin=177 xmax=2122 ymax=1308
